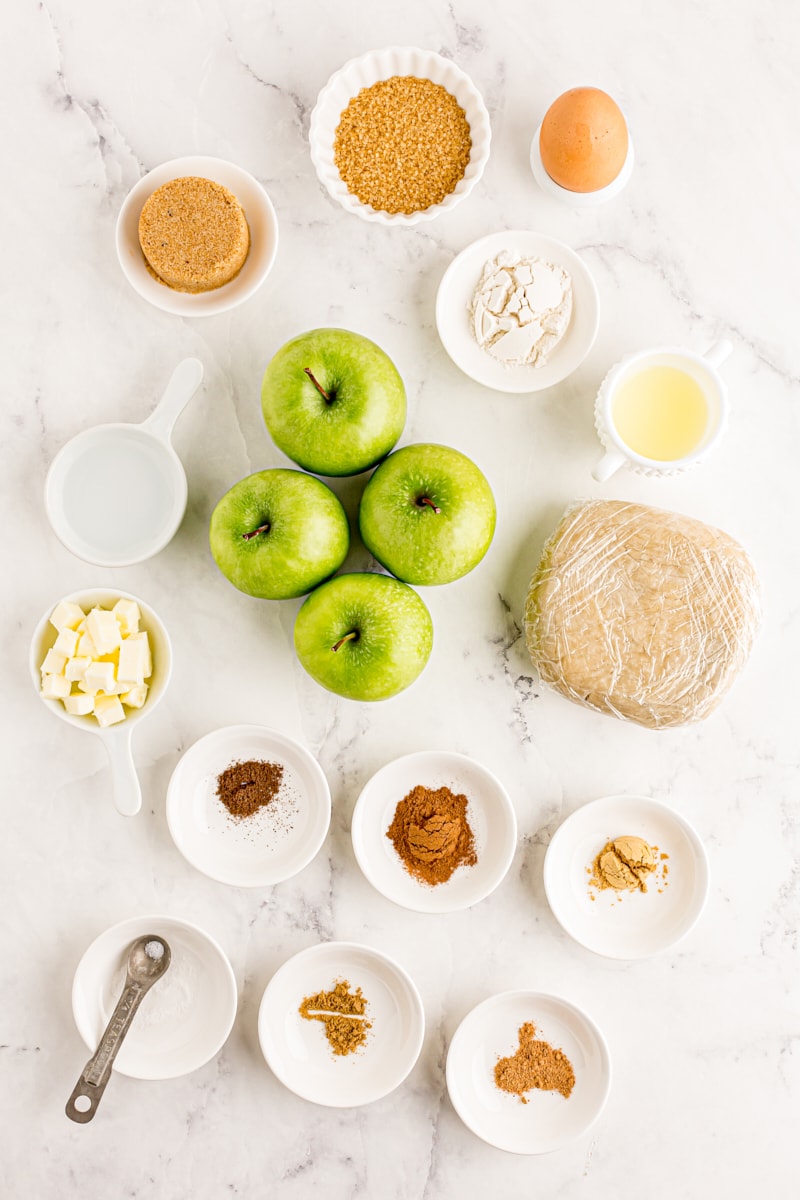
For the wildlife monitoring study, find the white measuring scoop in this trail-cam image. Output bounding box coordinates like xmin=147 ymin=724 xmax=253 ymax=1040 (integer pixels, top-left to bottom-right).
xmin=45 ymin=358 xmax=203 ymax=566
xmin=29 ymin=587 xmax=173 ymax=816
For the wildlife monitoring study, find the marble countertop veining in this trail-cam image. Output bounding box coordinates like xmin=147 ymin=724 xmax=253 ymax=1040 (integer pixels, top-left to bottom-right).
xmin=2 ymin=0 xmax=799 ymax=1196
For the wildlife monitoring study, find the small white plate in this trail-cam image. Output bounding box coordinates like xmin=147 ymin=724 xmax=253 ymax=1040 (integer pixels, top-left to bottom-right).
xmin=530 ymin=122 xmax=635 ymax=207
xmin=72 ymin=915 xmax=237 ymax=1080
xmin=116 ymin=156 xmax=279 ymax=316
xmin=351 ymin=750 xmax=517 ymax=913
xmin=309 ymin=45 xmax=491 ymax=226
xmin=435 ymin=230 xmax=600 ymax=393
xmin=166 ymin=725 xmax=331 ymax=888
xmin=446 ymin=991 xmax=611 ymax=1154
xmin=258 ymin=941 xmax=424 ymax=1107
xmin=543 ymin=795 xmax=710 ymax=959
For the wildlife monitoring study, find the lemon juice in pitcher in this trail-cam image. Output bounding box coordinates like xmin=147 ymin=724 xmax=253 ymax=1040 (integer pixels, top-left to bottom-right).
xmin=611 ymin=364 xmax=709 ymax=461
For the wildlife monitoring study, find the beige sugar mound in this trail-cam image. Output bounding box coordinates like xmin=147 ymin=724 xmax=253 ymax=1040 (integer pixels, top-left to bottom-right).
xmin=524 ymin=500 xmax=761 ymax=729
xmin=138 ymin=176 xmax=250 ymax=293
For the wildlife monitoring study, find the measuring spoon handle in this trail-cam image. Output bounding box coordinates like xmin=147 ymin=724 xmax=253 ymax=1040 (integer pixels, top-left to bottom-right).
xmin=140 ymin=358 xmax=204 ymax=442
xmin=65 ymin=979 xmax=147 ymax=1123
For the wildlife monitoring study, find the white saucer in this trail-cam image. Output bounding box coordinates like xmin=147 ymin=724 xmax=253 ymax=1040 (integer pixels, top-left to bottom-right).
xmin=446 ymin=990 xmax=611 ymax=1154
xmin=351 ymin=750 xmax=517 ymax=913
xmin=435 ymin=231 xmax=600 ymax=393
xmin=543 ymin=795 xmax=710 ymax=959
xmin=116 ymin=156 xmax=279 ymax=317
xmin=72 ymin=915 xmax=237 ymax=1080
xmin=258 ymin=941 xmax=424 ymax=1107
xmin=166 ymin=726 xmax=331 ymax=888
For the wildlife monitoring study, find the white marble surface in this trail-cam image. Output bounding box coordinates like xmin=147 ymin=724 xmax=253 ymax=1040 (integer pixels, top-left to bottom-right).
xmin=3 ymin=0 xmax=799 ymax=1194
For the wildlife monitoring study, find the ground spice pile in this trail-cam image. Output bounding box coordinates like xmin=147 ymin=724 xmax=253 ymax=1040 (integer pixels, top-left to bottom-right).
xmin=387 ymin=784 xmax=477 ymax=886
xmin=588 ymin=835 xmax=665 ymax=895
xmin=334 ymin=76 xmax=472 ymax=214
xmin=299 ymin=980 xmax=371 ymax=1056
xmin=494 ymin=1022 xmax=576 ymax=1103
xmin=215 ymin=758 xmax=284 ymax=819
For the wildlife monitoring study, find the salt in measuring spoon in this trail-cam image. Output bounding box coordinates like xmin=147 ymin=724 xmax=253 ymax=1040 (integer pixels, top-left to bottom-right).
xmin=66 ymin=935 xmax=171 ymax=1123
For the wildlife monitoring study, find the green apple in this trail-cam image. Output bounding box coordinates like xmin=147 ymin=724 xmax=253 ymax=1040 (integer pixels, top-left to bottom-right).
xmin=209 ymin=469 xmax=349 ymax=599
xmin=261 ymin=329 xmax=406 ymax=477
xmin=293 ymin=573 xmax=433 ymax=701
xmin=358 ymin=443 xmax=496 ymax=586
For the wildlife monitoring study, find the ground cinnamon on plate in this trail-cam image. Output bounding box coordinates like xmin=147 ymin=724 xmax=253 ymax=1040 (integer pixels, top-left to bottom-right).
xmin=494 ymin=1022 xmax=575 ymax=1103
xmin=299 ymin=980 xmax=371 ymax=1056
xmin=215 ymin=758 xmax=284 ymax=819
xmin=386 ymin=784 xmax=477 ymax=886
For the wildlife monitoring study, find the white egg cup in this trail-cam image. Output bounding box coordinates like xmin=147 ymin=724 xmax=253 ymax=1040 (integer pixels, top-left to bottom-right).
xmin=29 ymin=588 xmax=173 ymax=816
xmin=45 ymin=358 xmax=203 ymax=567
xmin=530 ymin=122 xmax=635 ymax=207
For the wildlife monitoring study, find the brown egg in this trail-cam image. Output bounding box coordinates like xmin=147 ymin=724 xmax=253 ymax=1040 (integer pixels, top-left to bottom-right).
xmin=540 ymin=88 xmax=628 ymax=193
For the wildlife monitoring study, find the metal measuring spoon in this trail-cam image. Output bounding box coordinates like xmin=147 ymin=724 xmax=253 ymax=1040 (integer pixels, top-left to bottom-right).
xmin=66 ymin=935 xmax=171 ymax=1123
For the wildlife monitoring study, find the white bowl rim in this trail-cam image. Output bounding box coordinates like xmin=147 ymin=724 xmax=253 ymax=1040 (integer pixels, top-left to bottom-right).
xmin=445 ymin=988 xmax=612 ymax=1154
xmin=71 ymin=913 xmax=238 ymax=1080
xmin=542 ymin=793 xmax=711 ymax=960
xmin=115 ymin=154 xmax=279 ymax=316
xmin=257 ymin=938 xmax=425 ymax=1106
xmin=165 ymin=723 xmax=332 ymax=887
xmin=309 ymin=45 xmax=492 ymax=227
xmin=350 ymin=748 xmax=518 ymax=913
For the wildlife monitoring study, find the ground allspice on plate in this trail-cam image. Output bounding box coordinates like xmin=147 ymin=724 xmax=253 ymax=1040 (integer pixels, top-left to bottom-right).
xmin=299 ymin=980 xmax=371 ymax=1056
xmin=386 ymin=784 xmax=477 ymax=886
xmin=334 ymin=76 xmax=472 ymax=214
xmin=494 ymin=1022 xmax=576 ymax=1103
xmin=215 ymin=758 xmax=284 ymax=819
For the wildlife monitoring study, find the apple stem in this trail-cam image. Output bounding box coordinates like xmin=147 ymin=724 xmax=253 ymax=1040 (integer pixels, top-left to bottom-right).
xmin=242 ymin=522 xmax=271 ymax=541
xmin=331 ymin=630 xmax=359 ymax=653
xmin=304 ymin=367 xmax=332 ymax=403
xmin=417 ymin=496 xmax=442 ymax=514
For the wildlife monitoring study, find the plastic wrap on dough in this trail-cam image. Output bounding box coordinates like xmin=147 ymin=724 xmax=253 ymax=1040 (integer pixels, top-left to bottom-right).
xmin=524 ymin=500 xmax=761 ymax=729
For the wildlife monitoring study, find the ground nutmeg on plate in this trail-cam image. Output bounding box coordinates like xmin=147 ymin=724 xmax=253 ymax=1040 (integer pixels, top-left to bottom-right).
xmin=215 ymin=758 xmax=284 ymax=819
xmin=386 ymin=783 xmax=477 ymax=886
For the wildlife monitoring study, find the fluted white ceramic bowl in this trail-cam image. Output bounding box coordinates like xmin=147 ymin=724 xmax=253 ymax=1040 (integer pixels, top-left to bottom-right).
xmin=309 ymin=46 xmax=491 ymax=226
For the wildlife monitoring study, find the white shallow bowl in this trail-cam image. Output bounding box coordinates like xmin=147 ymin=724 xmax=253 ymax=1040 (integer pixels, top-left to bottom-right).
xmin=543 ymin=795 xmax=710 ymax=959
xmin=436 ymin=230 xmax=600 ymax=393
xmin=72 ymin=915 xmax=237 ymax=1080
xmin=258 ymin=941 xmax=424 ymax=1107
xmin=166 ymin=725 xmax=331 ymax=888
xmin=446 ymin=991 xmax=611 ymax=1154
xmin=351 ymin=750 xmax=517 ymax=913
xmin=116 ymin=156 xmax=279 ymax=316
xmin=530 ymin=121 xmax=635 ymax=207
xmin=309 ymin=45 xmax=491 ymax=226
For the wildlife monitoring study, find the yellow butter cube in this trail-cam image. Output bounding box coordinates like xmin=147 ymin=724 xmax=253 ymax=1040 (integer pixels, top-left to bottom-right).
xmin=49 ymin=601 xmax=85 ymax=632
xmin=64 ymin=693 xmax=94 ymax=717
xmin=121 ymin=684 xmax=148 ymax=709
xmin=65 ymin=657 xmax=92 ymax=682
xmin=41 ymin=673 xmax=71 ymax=700
xmin=87 ymin=608 xmax=122 ymax=656
xmin=113 ymin=599 xmax=140 ymax=637
xmin=94 ymin=694 xmax=126 ymax=727
xmin=41 ymin=648 xmax=67 ymax=676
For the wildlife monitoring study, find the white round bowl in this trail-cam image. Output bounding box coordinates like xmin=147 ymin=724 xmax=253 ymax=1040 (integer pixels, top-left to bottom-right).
xmin=351 ymin=750 xmax=517 ymax=913
xmin=72 ymin=915 xmax=237 ymax=1080
xmin=446 ymin=990 xmax=611 ymax=1154
xmin=436 ymin=230 xmax=600 ymax=393
xmin=258 ymin=941 xmax=425 ymax=1107
xmin=543 ymin=795 xmax=710 ymax=959
xmin=166 ymin=725 xmax=331 ymax=888
xmin=116 ymin=156 xmax=279 ymax=316
xmin=530 ymin=121 xmax=635 ymax=207
xmin=309 ymin=46 xmax=491 ymax=226
xmin=29 ymin=587 xmax=173 ymax=817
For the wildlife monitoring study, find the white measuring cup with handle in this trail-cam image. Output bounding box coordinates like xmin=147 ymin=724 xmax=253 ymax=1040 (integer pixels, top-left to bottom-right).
xmin=592 ymin=340 xmax=733 ymax=481
xmin=29 ymin=588 xmax=172 ymax=816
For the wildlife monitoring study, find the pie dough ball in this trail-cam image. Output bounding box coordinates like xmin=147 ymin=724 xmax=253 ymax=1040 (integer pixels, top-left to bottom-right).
xmin=524 ymin=500 xmax=761 ymax=729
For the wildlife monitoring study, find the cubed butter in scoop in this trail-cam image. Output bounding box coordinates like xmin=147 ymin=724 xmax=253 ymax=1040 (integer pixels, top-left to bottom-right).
xmin=79 ymin=661 xmax=117 ymax=696
xmin=41 ymin=673 xmax=71 ymax=700
xmin=64 ymin=693 xmax=94 ymax=717
xmin=65 ymin=656 xmax=92 ymax=682
xmin=41 ymin=649 xmax=67 ymax=676
xmin=112 ymin=599 xmax=140 ymax=636
xmin=118 ymin=632 xmax=151 ymax=685
xmin=87 ymin=608 xmax=122 ymax=656
xmin=94 ymin=694 xmax=126 ymax=727
xmin=53 ymin=628 xmax=80 ymax=657
xmin=49 ymin=601 xmax=85 ymax=632
xmin=121 ymin=683 xmax=148 ymax=709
